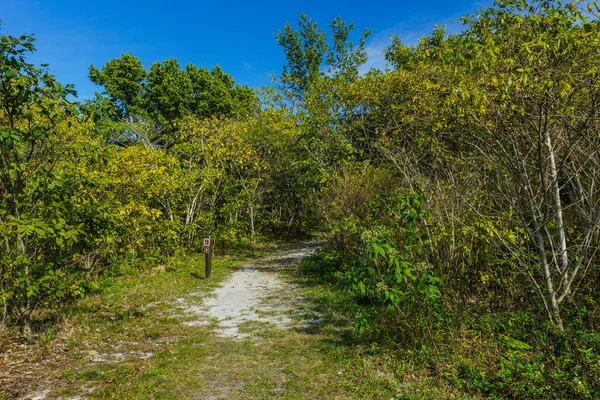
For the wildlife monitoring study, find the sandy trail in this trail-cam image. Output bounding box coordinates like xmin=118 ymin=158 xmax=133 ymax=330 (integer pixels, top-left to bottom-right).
xmin=181 ymin=245 xmax=317 ymax=339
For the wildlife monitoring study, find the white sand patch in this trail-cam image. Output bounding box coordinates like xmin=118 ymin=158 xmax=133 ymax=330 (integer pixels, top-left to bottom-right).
xmin=86 ymin=349 xmax=154 ymax=363
xmin=23 ymin=390 xmax=50 ymax=400
xmin=180 ymin=245 xmax=317 ymax=339
xmin=204 ymin=266 xmax=293 ymax=338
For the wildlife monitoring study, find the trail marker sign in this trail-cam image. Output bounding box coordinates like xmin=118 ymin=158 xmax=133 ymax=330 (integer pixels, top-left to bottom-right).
xmin=203 ymin=237 xmax=212 ymax=279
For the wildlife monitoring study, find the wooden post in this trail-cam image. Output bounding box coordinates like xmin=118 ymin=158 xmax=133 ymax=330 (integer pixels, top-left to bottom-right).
xmin=203 ymin=237 xmax=212 ymax=279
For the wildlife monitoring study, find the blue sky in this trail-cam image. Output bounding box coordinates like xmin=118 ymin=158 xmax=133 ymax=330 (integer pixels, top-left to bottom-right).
xmin=2 ymin=0 xmax=491 ymax=100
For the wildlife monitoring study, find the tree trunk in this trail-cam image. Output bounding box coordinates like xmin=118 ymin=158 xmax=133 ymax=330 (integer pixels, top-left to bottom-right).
xmin=513 ymin=141 xmax=564 ymax=331
xmin=545 ymin=130 xmax=569 ymax=288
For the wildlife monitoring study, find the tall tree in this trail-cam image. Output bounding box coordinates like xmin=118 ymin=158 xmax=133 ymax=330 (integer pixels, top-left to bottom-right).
xmin=0 ymin=30 xmax=80 ymax=332
xmin=275 ymin=13 xmax=370 ymax=112
xmin=89 ymin=55 xmax=257 ymax=131
xmin=89 ymin=53 xmax=146 ymax=118
xmin=275 ymin=13 xmax=328 ymax=109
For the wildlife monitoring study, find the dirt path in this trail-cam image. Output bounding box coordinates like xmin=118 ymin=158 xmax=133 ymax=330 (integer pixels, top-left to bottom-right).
xmin=180 ymin=246 xmax=317 ymax=339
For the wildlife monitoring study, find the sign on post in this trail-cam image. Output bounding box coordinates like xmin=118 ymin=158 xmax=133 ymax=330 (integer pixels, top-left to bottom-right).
xmin=203 ymin=237 xmax=212 ymax=279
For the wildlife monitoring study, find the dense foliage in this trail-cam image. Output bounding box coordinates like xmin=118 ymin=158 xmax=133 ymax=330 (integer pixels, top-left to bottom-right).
xmin=1 ymin=1 xmax=600 ymax=397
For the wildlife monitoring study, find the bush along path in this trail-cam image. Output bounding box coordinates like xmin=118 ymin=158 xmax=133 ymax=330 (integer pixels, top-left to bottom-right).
xmin=1 ymin=242 xmax=468 ymax=399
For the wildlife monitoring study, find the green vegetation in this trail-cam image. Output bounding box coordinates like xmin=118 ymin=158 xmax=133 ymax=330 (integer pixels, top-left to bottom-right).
xmin=0 ymin=245 xmax=468 ymax=399
xmin=2 ymin=1 xmax=600 ymax=398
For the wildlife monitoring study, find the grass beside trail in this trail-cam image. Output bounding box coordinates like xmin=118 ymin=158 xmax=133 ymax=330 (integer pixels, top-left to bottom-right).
xmin=1 ymin=244 xmax=472 ymax=399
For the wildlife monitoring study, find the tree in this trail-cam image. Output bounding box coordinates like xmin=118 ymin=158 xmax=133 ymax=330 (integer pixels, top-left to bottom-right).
xmin=89 ymin=53 xmax=146 ymax=118
xmin=275 ymin=13 xmax=328 ymax=109
xmin=275 ymin=13 xmax=372 ymax=191
xmin=451 ymin=0 xmax=600 ymax=330
xmin=89 ymin=55 xmax=258 ymax=129
xmin=0 ymin=30 xmax=91 ymax=332
xmin=380 ymin=0 xmax=600 ymax=330
xmin=187 ymin=65 xmax=257 ymax=119
xmin=275 ymin=13 xmax=371 ymax=113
